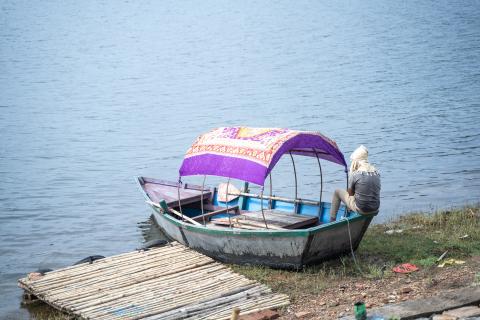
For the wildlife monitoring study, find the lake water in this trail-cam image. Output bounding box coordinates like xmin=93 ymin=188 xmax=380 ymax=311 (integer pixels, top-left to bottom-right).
xmin=1 ymin=0 xmax=479 ymax=317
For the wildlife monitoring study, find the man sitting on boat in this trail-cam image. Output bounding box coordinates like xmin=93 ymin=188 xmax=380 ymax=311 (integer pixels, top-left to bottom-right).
xmin=330 ymin=145 xmax=381 ymax=222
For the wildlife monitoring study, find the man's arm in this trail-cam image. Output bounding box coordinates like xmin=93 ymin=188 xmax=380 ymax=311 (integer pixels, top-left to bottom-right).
xmin=347 ymin=173 xmax=356 ymax=197
xmin=347 ymin=188 xmax=354 ymax=197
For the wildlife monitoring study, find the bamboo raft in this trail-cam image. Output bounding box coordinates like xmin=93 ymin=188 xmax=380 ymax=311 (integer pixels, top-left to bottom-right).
xmin=18 ymin=242 xmax=289 ymax=319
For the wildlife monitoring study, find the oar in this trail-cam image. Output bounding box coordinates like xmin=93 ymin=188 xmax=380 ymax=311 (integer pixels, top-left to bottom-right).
xmin=146 ymin=200 xmax=202 ymax=226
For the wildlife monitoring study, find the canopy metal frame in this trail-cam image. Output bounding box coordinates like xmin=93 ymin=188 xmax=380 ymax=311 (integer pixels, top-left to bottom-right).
xmin=174 ymin=148 xmax=347 ymax=229
xmin=288 ymin=149 xmax=325 ymax=216
xmin=268 ymin=173 xmax=273 ymax=209
xmin=226 ymin=178 xmax=232 ymax=228
xmin=200 ymin=175 xmax=207 ymax=225
xmin=289 ymin=151 xmax=298 ymax=213
xmin=313 ymin=148 xmax=324 ymax=216
xmin=177 ymin=178 xmax=184 ymax=222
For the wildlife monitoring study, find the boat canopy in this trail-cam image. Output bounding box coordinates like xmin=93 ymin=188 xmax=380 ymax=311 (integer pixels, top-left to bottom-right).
xmin=179 ymin=127 xmax=347 ymax=186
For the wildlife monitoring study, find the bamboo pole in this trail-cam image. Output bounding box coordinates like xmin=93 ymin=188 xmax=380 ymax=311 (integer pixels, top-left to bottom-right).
xmin=45 ymin=258 xmax=213 ymax=299
xmin=19 ymin=242 xmax=290 ymax=320
xmin=32 ymin=254 xmax=211 ymax=294
xmin=28 ymin=246 xmax=205 ymax=286
xmin=71 ymin=267 xmax=242 ymax=311
xmin=27 ymin=253 xmax=201 ymax=291
xmin=68 ymin=267 xmax=249 ymax=309
xmin=88 ymin=280 xmax=253 ymax=319
xmin=21 ymin=244 xmax=188 ymax=286
xmin=67 ymin=263 xmax=226 ymax=308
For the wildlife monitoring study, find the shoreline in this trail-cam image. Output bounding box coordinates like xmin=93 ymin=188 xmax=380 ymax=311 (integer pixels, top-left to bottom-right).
xmin=22 ymin=206 xmax=480 ymax=319
xmin=232 ymin=205 xmax=480 ymax=319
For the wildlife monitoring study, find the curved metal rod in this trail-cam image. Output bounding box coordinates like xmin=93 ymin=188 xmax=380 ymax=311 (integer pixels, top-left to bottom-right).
xmin=260 ymin=186 xmax=269 ymax=229
xmin=289 ymin=151 xmax=298 ymax=213
xmin=345 ymin=169 xmax=349 ymax=217
xmin=268 ymin=173 xmax=273 ymax=209
xmin=177 ymin=178 xmax=184 ymax=221
xmin=200 ymin=175 xmax=207 ymax=226
xmin=313 ymin=149 xmax=323 ymax=216
xmin=226 ymin=178 xmax=232 ymax=228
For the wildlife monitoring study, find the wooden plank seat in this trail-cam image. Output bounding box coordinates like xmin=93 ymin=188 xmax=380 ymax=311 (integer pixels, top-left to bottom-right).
xmin=242 ymin=210 xmax=318 ymax=229
xmin=211 ymin=209 xmax=318 ymax=230
xmin=241 ymin=210 xmax=318 ymax=229
xmin=191 ymin=205 xmax=240 ymax=223
xmin=210 ymin=217 xmax=285 ymax=230
xmin=142 ymin=179 xmax=211 ymax=207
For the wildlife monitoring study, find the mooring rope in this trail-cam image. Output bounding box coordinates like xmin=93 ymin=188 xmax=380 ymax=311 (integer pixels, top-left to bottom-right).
xmin=346 ymin=213 xmax=364 ymax=275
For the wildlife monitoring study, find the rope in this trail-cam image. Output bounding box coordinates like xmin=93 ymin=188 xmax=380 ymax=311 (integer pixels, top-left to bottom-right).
xmin=345 ymin=212 xmax=363 ymax=275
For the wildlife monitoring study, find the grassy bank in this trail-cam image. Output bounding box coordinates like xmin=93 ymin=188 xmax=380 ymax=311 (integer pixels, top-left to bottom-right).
xmin=232 ymin=206 xmax=480 ymax=303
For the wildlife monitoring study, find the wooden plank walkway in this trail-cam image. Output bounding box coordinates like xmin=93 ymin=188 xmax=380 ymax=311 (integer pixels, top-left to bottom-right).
xmin=18 ymin=242 xmax=289 ymax=320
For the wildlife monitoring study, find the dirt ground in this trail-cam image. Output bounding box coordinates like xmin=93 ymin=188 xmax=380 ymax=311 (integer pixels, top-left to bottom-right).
xmin=279 ymin=256 xmax=480 ymax=319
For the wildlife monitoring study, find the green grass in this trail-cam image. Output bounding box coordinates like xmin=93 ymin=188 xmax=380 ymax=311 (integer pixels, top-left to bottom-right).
xmin=232 ymin=206 xmax=480 ymax=301
xmin=362 ymin=206 xmax=480 ymax=262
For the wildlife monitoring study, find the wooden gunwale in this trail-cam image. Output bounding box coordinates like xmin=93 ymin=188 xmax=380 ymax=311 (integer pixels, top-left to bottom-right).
xmin=153 ymin=205 xmax=375 ymax=237
xmin=140 ymin=177 xmax=209 ymax=192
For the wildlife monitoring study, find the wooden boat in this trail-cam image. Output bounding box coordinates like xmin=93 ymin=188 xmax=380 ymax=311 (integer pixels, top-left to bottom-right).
xmin=138 ymin=127 xmax=376 ymax=269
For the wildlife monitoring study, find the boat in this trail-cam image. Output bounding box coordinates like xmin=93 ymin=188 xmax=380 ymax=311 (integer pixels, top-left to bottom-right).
xmin=138 ymin=127 xmax=377 ymax=269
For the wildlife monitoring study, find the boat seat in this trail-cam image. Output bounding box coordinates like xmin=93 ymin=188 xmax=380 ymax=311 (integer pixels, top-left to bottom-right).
xmin=192 ymin=205 xmax=239 ymax=223
xmin=143 ymin=181 xmax=211 ymax=207
xmin=210 ymin=209 xmax=318 ymax=230
xmin=239 ymin=210 xmax=318 ymax=229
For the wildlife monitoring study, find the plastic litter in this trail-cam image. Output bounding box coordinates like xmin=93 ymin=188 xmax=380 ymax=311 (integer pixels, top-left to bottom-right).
xmin=392 ymin=263 xmax=419 ymax=273
xmin=438 ymin=258 xmax=465 ymax=268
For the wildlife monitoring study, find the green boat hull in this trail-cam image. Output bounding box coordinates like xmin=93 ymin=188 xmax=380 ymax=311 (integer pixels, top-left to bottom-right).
xmin=150 ymin=205 xmax=373 ymax=269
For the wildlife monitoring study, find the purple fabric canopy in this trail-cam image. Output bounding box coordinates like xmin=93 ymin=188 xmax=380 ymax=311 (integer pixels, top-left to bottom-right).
xmin=179 ymin=127 xmax=347 ymax=185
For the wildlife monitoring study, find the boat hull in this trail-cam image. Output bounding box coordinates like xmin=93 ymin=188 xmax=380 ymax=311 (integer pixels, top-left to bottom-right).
xmin=150 ymin=205 xmax=373 ymax=269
